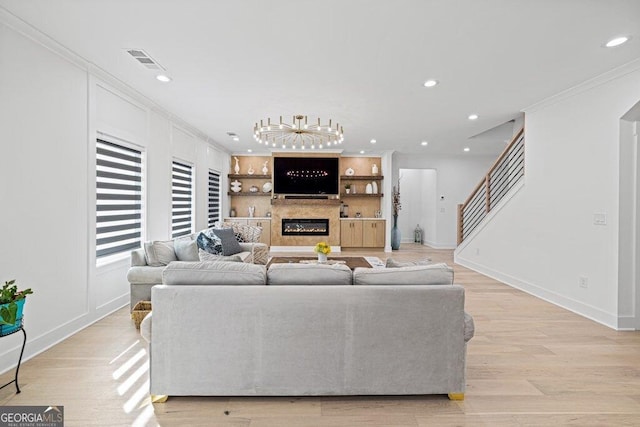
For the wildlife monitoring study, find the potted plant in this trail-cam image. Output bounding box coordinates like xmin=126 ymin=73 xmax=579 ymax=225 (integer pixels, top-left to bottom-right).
xmin=314 ymin=242 xmax=331 ymax=263
xmin=344 ymin=184 xmax=351 ymax=194
xmin=1 ymin=280 xmax=33 ymax=335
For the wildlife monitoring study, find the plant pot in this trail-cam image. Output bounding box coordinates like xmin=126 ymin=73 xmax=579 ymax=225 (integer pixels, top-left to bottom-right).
xmin=0 ymin=298 xmax=25 ymax=336
xmin=317 ymin=253 xmax=328 ymax=263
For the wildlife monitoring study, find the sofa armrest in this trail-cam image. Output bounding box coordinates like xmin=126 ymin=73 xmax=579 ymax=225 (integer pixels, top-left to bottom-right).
xmin=131 ymin=248 xmax=147 ymax=267
xmin=464 ymin=311 xmax=475 ymax=342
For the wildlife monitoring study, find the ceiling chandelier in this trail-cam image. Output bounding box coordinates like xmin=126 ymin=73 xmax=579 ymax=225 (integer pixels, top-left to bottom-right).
xmin=253 ymin=115 xmax=344 ymax=150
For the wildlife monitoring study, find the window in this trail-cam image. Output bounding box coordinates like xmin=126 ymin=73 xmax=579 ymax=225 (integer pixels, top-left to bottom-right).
xmin=96 ymin=139 xmax=143 ymax=259
xmin=172 ymin=160 xmax=194 ymax=238
xmin=208 ymin=170 xmax=221 ymax=227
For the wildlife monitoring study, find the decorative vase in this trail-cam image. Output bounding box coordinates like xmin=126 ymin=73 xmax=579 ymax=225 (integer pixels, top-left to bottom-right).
xmin=317 ymin=253 xmax=328 ymax=263
xmin=0 ymin=299 xmax=25 ymax=335
xmin=391 ymin=214 xmax=401 ymax=250
xmin=234 ymin=157 xmax=240 ymax=174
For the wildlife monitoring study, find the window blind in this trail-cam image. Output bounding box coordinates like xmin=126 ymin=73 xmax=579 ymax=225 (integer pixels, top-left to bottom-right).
xmin=172 ymin=160 xmax=193 ymax=238
xmin=208 ymin=170 xmax=221 ymax=227
xmin=96 ymin=139 xmax=142 ymax=258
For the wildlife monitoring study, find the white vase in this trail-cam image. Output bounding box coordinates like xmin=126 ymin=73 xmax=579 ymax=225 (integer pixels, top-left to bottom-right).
xmin=372 ymin=164 xmax=378 ymax=175
xmin=317 ymin=253 xmax=327 ymax=263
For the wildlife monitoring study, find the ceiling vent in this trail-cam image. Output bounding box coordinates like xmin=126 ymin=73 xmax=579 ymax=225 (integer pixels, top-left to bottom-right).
xmin=125 ymin=49 xmax=166 ymax=71
xmin=226 ymin=132 xmax=238 ymax=137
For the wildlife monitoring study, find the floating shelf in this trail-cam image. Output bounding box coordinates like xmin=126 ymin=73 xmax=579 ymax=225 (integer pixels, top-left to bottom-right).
xmin=271 ymin=198 xmax=342 ymax=206
xmin=340 ymin=193 xmax=384 ymax=198
xmin=228 ymin=192 xmax=272 ymax=197
xmin=228 ymin=174 xmax=272 ymax=179
xmin=340 ymin=175 xmax=384 ymax=180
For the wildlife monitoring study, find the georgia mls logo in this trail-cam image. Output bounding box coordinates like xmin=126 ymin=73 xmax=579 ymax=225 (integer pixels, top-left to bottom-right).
xmin=0 ymin=405 xmax=64 ymax=427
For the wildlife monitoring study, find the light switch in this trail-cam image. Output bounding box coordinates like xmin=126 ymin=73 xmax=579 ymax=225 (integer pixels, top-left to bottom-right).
xmin=593 ymin=213 xmax=607 ymax=225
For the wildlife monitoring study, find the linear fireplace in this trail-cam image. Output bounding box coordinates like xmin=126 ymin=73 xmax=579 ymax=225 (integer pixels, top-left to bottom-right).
xmin=282 ymin=218 xmax=329 ymax=236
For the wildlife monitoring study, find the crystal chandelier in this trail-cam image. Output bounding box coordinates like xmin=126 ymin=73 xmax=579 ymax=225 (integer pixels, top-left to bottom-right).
xmin=253 ymin=115 xmax=344 ymax=150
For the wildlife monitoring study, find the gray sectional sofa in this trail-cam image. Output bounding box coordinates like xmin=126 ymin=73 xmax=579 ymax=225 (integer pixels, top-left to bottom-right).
xmin=141 ymin=261 xmax=474 ymax=400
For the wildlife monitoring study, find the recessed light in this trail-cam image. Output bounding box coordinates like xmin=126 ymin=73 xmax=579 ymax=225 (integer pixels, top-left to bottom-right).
xmin=423 ymin=79 xmax=438 ymax=88
xmin=421 ymin=141 xmax=428 ymax=146
xmin=156 ymin=74 xmax=172 ymax=83
xmin=463 ymin=147 xmax=470 ymax=152
xmin=468 ymin=114 xmax=479 ymax=120
xmin=360 ymin=150 xmax=365 ymax=154
xmin=605 ymin=36 xmax=630 ymax=48
xmin=232 ymin=137 xmax=239 ymax=142
xmin=247 ymin=149 xmax=252 ymax=153
xmin=370 ymin=139 xmax=377 ymax=144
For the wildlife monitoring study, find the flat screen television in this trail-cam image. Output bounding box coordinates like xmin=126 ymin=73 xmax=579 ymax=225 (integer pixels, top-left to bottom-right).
xmin=273 ymin=157 xmax=339 ymax=195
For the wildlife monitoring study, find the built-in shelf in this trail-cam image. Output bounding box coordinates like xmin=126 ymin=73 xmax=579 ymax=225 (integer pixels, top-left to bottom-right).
xmin=227 ymin=192 xmax=272 ymax=197
xmin=340 ymin=175 xmax=384 ymax=180
xmin=340 ymin=193 xmax=384 ymax=198
xmin=271 ymin=198 xmax=342 ymax=206
xmin=228 ymin=174 xmax=272 ymax=179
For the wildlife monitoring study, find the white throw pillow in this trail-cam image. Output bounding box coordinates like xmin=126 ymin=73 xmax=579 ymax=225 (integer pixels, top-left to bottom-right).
xmin=144 ymin=240 xmax=177 ymax=266
xmin=353 ymin=263 xmax=454 ymax=286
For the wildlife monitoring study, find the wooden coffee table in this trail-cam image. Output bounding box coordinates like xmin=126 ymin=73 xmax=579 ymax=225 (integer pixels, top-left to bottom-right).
xmin=267 ymin=256 xmax=373 ymax=270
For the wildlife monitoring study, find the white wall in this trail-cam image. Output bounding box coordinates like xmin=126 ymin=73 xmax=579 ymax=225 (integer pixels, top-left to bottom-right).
xmin=393 ymin=154 xmax=495 ymax=248
xmin=398 ymin=169 xmax=436 ymax=245
xmin=456 ymin=61 xmax=640 ymax=329
xmin=0 ymin=20 xmax=228 ymax=373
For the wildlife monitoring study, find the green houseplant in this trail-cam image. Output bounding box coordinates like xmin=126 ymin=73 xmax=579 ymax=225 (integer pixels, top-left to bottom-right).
xmin=1 ymin=280 xmax=33 ymax=333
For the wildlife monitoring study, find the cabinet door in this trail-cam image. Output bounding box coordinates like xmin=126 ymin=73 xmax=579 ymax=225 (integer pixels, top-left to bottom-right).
xmin=224 ymin=218 xmax=248 ymax=225
xmin=363 ymin=220 xmax=385 ymax=247
xmin=341 ymin=221 xmax=363 ymax=247
xmin=248 ymin=219 xmax=271 ymax=246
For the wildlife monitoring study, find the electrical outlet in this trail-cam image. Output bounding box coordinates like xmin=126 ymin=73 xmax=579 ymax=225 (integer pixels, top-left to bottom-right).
xmin=593 ymin=213 xmax=607 ymax=225
xmin=475 ymin=248 xmax=480 ymax=255
xmin=440 ymin=207 xmax=445 ymax=213
xmin=579 ymin=276 xmax=588 ymax=288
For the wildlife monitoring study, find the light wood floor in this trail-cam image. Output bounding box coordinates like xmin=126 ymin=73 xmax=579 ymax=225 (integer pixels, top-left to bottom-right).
xmin=2 ymin=244 xmax=640 ymax=426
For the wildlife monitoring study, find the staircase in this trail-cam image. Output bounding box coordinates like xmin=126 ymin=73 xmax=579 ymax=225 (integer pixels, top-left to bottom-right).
xmin=457 ymin=127 xmax=525 ymax=244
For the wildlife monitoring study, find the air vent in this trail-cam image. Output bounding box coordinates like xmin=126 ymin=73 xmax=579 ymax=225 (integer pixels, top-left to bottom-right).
xmin=125 ymin=49 xmax=165 ymax=71
xmin=226 ymin=132 xmax=237 ymax=137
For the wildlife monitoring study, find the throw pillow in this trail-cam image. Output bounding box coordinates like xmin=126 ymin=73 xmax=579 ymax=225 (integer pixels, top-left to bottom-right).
xmin=174 ymin=236 xmax=199 ymax=261
xmin=211 ymin=227 xmax=243 ymax=256
xmin=144 ymin=240 xmax=177 ymax=267
xmin=198 ymin=249 xmax=243 ymax=263
xmin=196 ymin=231 xmax=223 ymax=255
xmin=385 ymin=257 xmax=432 ymax=268
xmin=353 ymin=263 xmax=454 ymax=286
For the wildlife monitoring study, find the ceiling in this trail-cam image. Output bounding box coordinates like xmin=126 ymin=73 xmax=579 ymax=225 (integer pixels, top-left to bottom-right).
xmin=1 ymin=1 xmax=639 ymax=156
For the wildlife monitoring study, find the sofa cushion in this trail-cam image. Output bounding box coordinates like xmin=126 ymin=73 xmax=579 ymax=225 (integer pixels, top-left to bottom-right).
xmin=144 ymin=240 xmax=177 ymax=266
xmin=196 ymin=231 xmax=223 ymax=255
xmin=353 ymin=263 xmax=454 ymax=286
xmin=198 ymin=249 xmax=243 ymax=263
xmin=162 ymin=261 xmax=267 ymax=286
xmin=174 ymin=236 xmax=199 ymax=261
xmin=127 ymin=266 xmax=164 ymax=285
xmin=267 ymin=263 xmax=352 ymax=286
xmin=211 ymin=227 xmax=243 ymax=256
xmin=385 ymin=257 xmax=432 ymax=268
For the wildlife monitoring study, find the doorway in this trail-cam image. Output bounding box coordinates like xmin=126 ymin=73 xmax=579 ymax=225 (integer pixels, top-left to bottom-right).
xmin=398 ymin=168 xmax=437 ymax=246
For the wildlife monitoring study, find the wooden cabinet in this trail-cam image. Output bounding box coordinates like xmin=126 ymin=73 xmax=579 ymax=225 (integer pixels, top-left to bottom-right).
xmin=248 ymin=219 xmax=271 ymax=246
xmin=362 ymin=220 xmax=385 ymax=248
xmin=340 ymin=219 xmax=385 ymax=248
xmin=340 ymin=220 xmax=363 ymax=248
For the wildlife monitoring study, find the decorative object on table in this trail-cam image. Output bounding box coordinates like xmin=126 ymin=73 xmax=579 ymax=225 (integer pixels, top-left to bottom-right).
xmin=314 ymin=241 xmax=331 ymax=263
xmin=372 ymin=181 xmax=378 ymax=194
xmin=262 ymin=161 xmax=269 ymax=175
xmin=253 ymin=115 xmax=344 ymax=150
xmin=372 ymin=164 xmax=379 ymax=175
xmin=248 ymin=206 xmax=256 ymax=218
xmin=230 ymin=180 xmax=242 ymax=193
xmin=391 ymin=183 xmax=402 ymax=250
xmin=345 ymin=167 xmax=355 ymax=176
xmin=365 ymin=183 xmax=373 ymax=194
xmin=249 ymin=185 xmax=259 ymax=193
xmin=233 ymin=157 xmax=240 ymax=174
xmin=262 ymin=182 xmax=273 ymax=192
xmin=414 ymin=224 xmax=424 ymax=244
xmin=247 ymin=164 xmax=255 ymax=175
xmin=355 ymin=212 xmax=362 ymax=218
xmin=0 ymin=280 xmax=32 ymax=335
xmin=344 ymin=184 xmax=351 ymax=194
xmin=229 ymin=208 xmax=237 ymax=217
xmin=131 ymin=300 xmax=152 ymax=329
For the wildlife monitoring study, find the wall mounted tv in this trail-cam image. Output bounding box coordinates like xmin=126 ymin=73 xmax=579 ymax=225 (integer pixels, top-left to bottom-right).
xmin=273 ymin=157 xmax=339 ymax=195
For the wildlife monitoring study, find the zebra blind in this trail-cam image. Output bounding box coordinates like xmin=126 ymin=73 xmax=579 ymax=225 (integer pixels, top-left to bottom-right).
xmin=96 ymin=139 xmax=143 ymax=259
xmin=208 ymin=170 xmax=221 ymax=227
xmin=172 ymin=160 xmax=194 ymax=238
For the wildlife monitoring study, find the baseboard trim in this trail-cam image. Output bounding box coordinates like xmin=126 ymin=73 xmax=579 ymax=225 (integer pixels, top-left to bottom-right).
xmin=617 ymin=315 xmax=639 ymax=331
xmin=455 ymin=255 xmax=619 ymax=329
xmin=0 ymin=295 xmax=129 ymax=375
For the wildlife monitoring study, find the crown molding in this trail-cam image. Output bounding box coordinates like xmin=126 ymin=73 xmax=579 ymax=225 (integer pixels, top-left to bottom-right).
xmin=0 ymin=6 xmax=228 ymax=154
xmin=523 ymin=57 xmax=640 ymax=114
